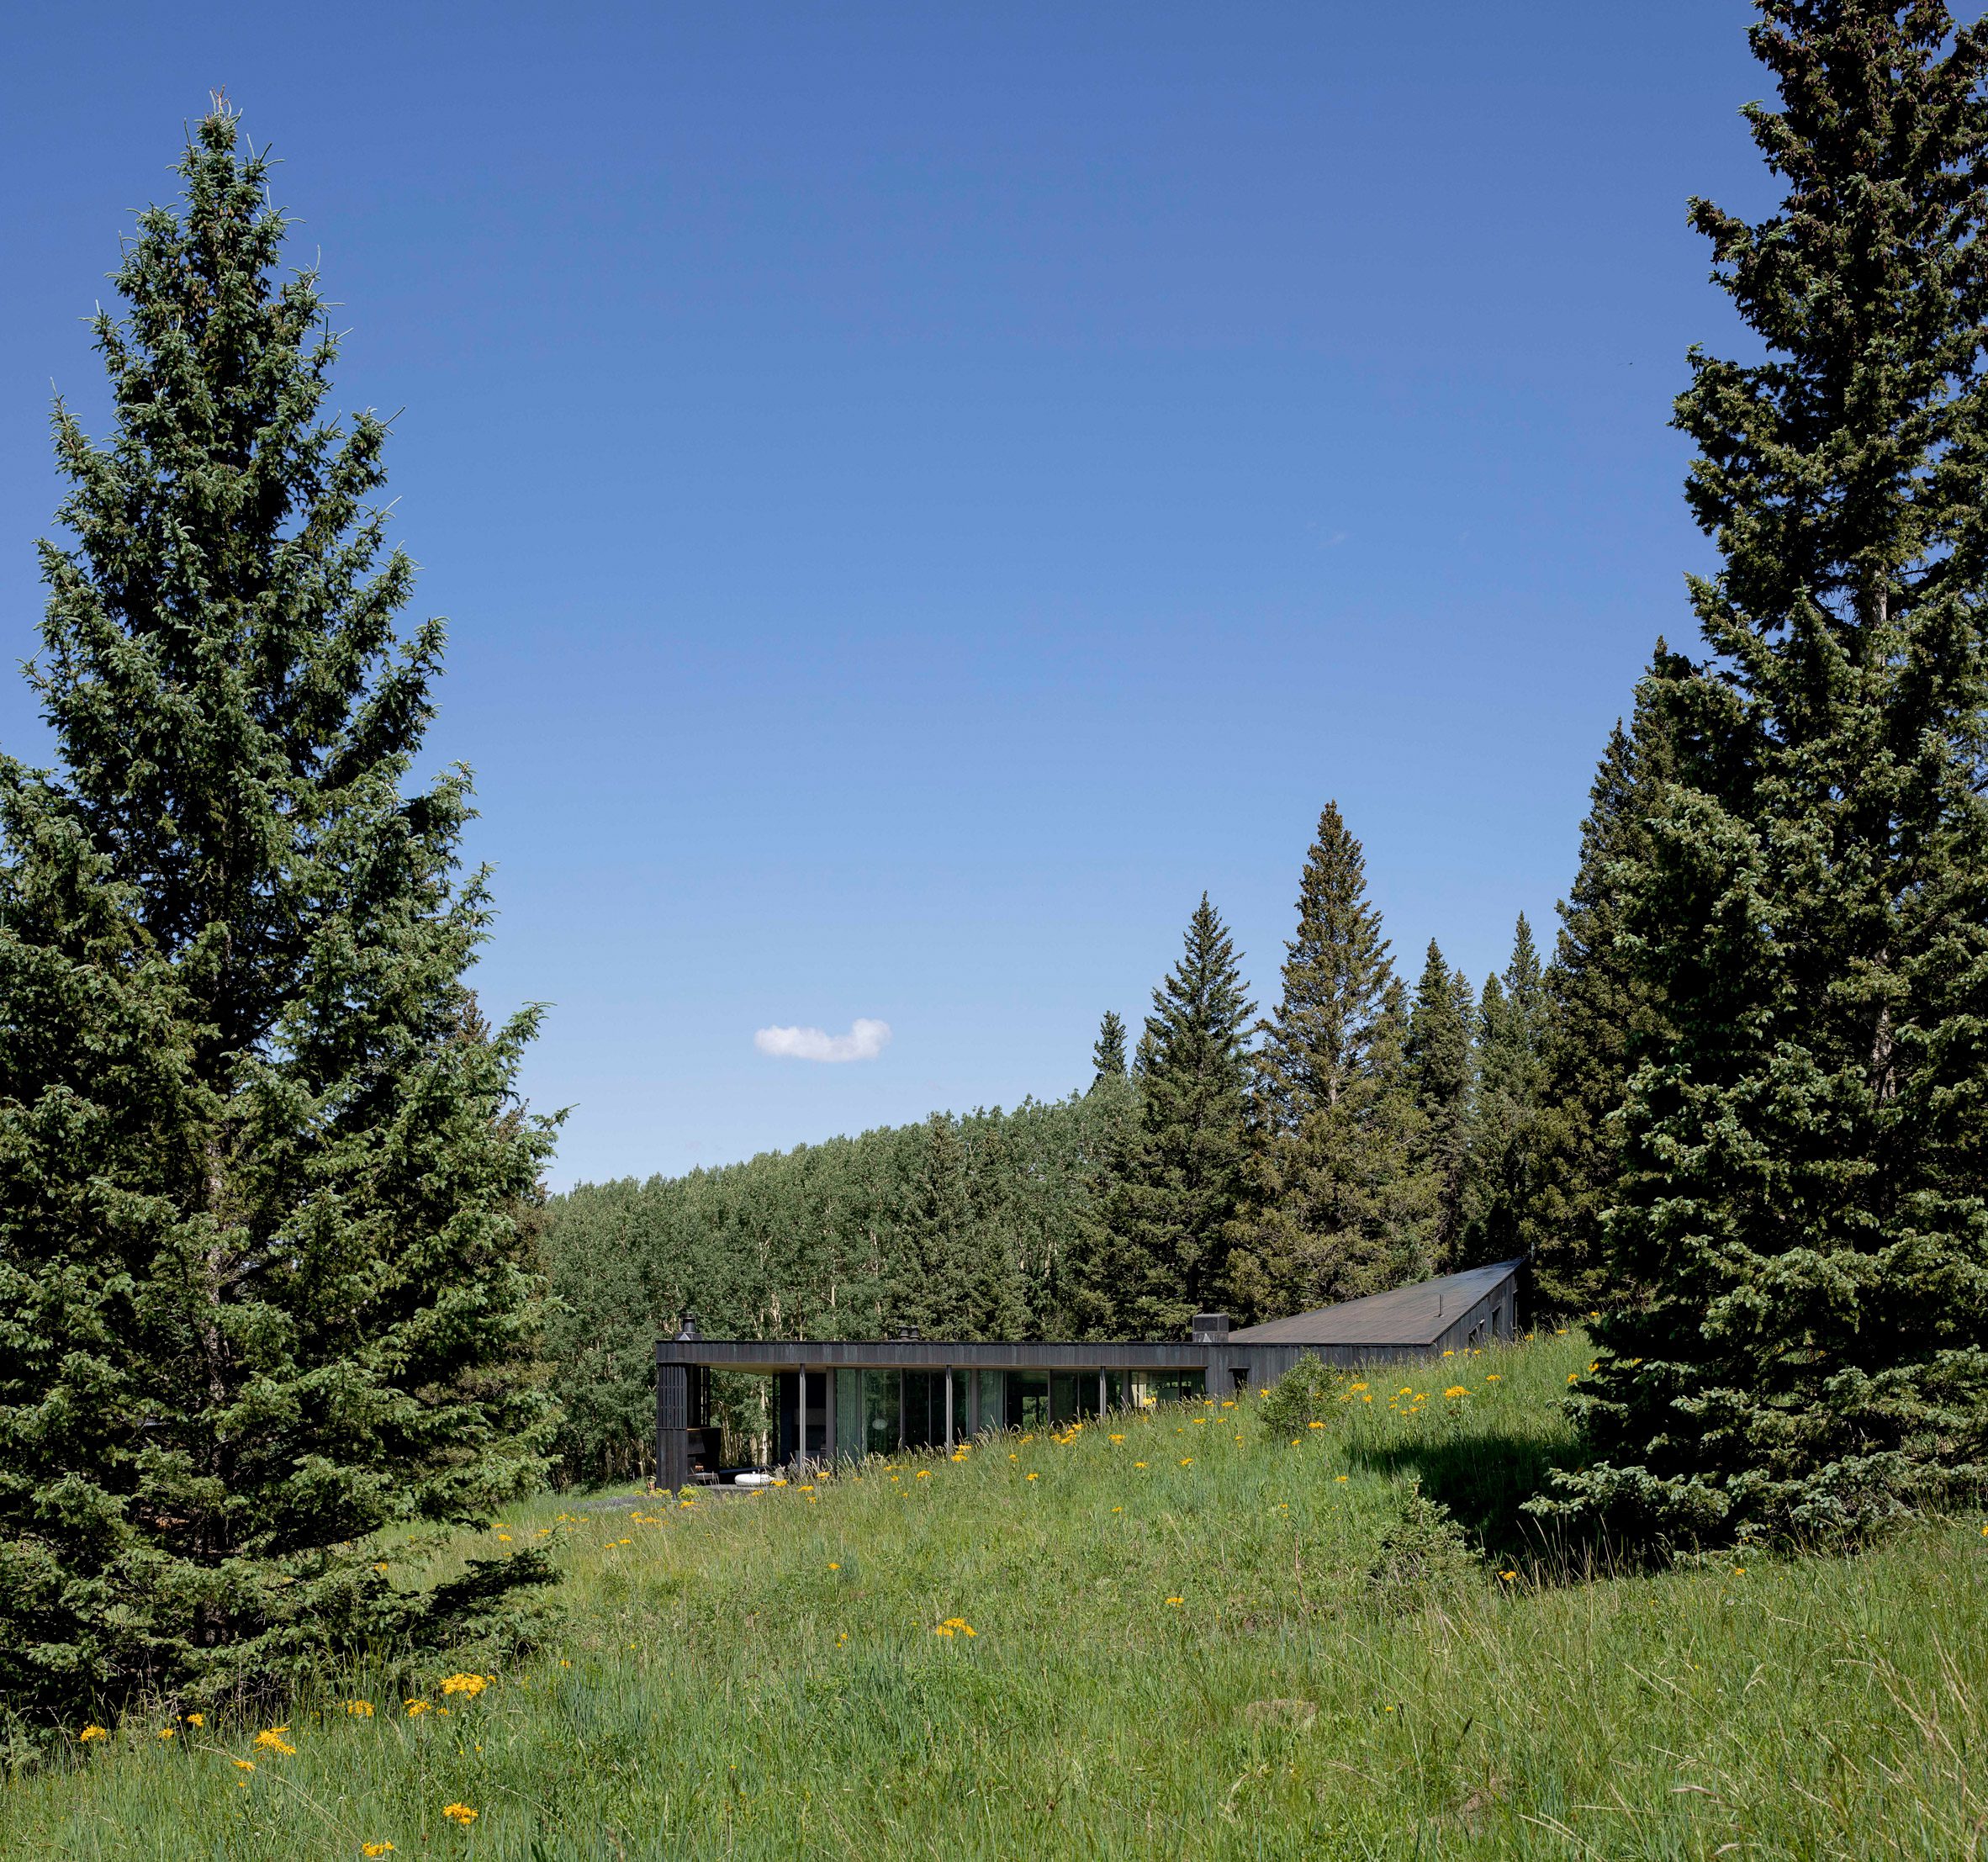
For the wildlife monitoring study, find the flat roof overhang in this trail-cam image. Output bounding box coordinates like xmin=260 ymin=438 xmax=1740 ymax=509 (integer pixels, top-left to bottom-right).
xmin=656 ymin=1338 xmax=1217 ymax=1375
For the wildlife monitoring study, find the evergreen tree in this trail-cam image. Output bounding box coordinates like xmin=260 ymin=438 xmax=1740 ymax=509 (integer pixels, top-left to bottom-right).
xmin=0 ymin=110 xmax=556 ymax=1716
xmin=1459 ymin=915 xmax=1549 ymax=1266
xmin=1090 ymin=1009 xmax=1129 ymax=1087
xmin=959 ymin=1113 xmax=1033 ymax=1340
xmin=1072 ymin=896 xmax=1252 ymax=1336
xmin=1527 ymin=666 xmax=1676 ymax=1312
xmin=1226 ymin=806 xmax=1430 ymax=1320
xmin=1542 ymin=3 xmax=1988 ymax=1546
xmin=893 ymin=1113 xmax=976 ymax=1335
xmin=1406 ymin=939 xmax=1474 ymax=1267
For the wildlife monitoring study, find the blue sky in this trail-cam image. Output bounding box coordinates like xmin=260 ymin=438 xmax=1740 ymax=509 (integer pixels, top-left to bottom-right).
xmin=3 ymin=3 xmax=1785 ymax=1187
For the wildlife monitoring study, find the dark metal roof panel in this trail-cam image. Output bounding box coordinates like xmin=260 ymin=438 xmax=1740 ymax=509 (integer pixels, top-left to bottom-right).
xmin=658 ymin=1338 xmax=1214 ymax=1373
xmin=1224 ymin=1258 xmax=1524 ymax=1348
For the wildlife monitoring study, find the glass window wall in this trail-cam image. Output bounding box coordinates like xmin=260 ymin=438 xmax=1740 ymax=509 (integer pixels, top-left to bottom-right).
xmin=977 ymin=1370 xmax=1005 ymax=1436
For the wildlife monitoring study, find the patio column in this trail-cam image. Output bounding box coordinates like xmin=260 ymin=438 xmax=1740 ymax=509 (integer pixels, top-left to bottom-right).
xmin=796 ymin=1366 xmax=809 ymax=1473
xmin=656 ymin=1361 xmax=689 ymax=1492
xmin=944 ymin=1367 xmax=954 ymax=1452
xmin=1097 ymin=1367 xmax=1107 ymax=1416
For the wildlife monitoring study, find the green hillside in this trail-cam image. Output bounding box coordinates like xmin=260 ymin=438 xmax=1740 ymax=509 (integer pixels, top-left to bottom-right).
xmin=6 ymin=1330 xmax=1982 ymax=1859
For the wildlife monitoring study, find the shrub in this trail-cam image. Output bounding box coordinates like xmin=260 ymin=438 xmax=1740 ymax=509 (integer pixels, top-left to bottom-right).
xmin=1257 ymin=1355 xmax=1340 ymax=1436
xmin=1367 ymin=1478 xmax=1480 ymax=1613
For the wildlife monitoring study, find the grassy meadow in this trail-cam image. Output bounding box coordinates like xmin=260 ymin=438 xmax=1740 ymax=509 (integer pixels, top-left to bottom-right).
xmin=4 ymin=1329 xmax=1985 ymax=1860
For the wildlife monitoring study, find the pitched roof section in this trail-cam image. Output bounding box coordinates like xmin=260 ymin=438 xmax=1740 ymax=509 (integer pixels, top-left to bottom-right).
xmin=1226 ymin=1258 xmax=1525 ymax=1349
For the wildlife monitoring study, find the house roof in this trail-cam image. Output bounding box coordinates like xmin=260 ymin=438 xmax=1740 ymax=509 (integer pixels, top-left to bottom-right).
xmin=1224 ymin=1257 xmax=1524 ymax=1349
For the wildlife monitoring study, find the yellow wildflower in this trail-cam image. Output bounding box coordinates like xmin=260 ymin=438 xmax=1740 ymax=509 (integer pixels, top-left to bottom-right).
xmin=1485 ymin=1373 xmax=1502 ymax=1383
xmin=1025 ymin=1472 xmax=1039 ymax=1481
xmin=346 ymin=1700 xmax=374 ymax=1717
xmin=78 ymin=1724 xmax=108 ymax=1742
xmin=405 ymin=1701 xmax=431 ymax=1717
xmin=1335 ymin=1474 xmax=1350 ymax=1484
xmin=441 ymin=1802 xmax=478 ymax=1825
xmin=828 ymin=1562 xmax=840 ymax=1570
xmin=1178 ymin=1457 xmax=1192 ymax=1466
xmin=1134 ymin=1459 xmax=1149 ymax=1468
xmin=363 ymin=1845 xmax=396 ymax=1858
xmin=233 ymin=1759 xmax=255 ymax=1773
xmin=1108 ymin=1434 xmax=1124 ymax=1443
xmin=1166 ymin=1595 xmax=1184 ymax=1606
xmin=916 ymin=1470 xmax=930 ymax=1478
xmin=183 ymin=1712 xmax=204 ymax=1728
xmin=1307 ymin=1420 xmax=1324 ymax=1429
xmin=254 ymin=1727 xmax=297 ymax=1756
xmin=1444 ymin=1386 xmax=1468 ymax=1399
xmin=1499 ymin=1569 xmax=1517 ymax=1582
xmin=441 ymin=1674 xmax=487 ymax=1698
xmin=156 ymin=1726 xmax=176 ymax=1740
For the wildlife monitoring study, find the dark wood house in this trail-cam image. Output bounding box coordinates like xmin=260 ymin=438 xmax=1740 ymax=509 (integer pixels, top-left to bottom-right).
xmin=653 ymin=1256 xmax=1525 ymax=1489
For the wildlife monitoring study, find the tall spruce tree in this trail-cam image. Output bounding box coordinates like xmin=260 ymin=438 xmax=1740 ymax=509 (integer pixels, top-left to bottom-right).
xmin=893 ymin=1113 xmax=977 ymax=1335
xmin=1527 ymin=664 xmax=1677 ymax=1312
xmin=0 ymin=110 xmax=556 ymax=1715
xmin=1090 ymin=1009 xmax=1129 ymax=1087
xmin=1406 ymin=939 xmax=1475 ymax=1269
xmin=1071 ymin=896 xmax=1252 ymax=1337
xmin=1542 ymin=3 xmax=1988 ymax=1545
xmin=1226 ymin=806 xmax=1430 ymax=1321
xmin=1459 ymin=915 xmax=1549 ymax=1266
xmin=960 ymin=1113 xmax=1033 ymax=1339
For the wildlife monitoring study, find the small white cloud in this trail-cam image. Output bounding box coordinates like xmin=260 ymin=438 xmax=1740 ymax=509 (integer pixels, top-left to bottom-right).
xmin=753 ymin=1017 xmax=892 ymax=1063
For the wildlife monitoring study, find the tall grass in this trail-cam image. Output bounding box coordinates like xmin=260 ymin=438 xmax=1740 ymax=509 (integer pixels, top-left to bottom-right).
xmin=5 ymin=1330 xmax=1984 ymax=1859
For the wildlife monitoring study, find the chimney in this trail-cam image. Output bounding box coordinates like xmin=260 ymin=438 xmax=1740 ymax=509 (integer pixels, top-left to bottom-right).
xmin=1190 ymin=1311 xmax=1230 ymax=1342
xmin=894 ymin=1325 xmax=921 ymax=1341
xmin=674 ymin=1311 xmax=702 ymax=1341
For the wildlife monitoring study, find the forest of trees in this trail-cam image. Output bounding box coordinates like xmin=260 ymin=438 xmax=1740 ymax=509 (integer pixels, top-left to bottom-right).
xmin=538 ymin=775 xmax=1656 ymax=1481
